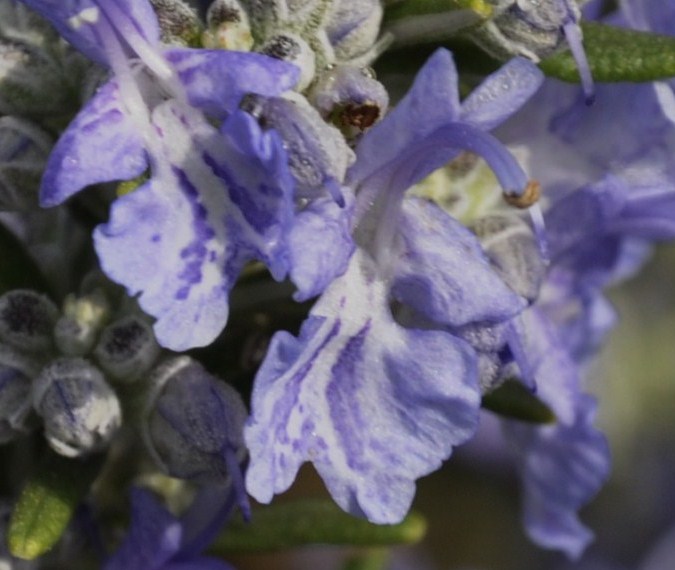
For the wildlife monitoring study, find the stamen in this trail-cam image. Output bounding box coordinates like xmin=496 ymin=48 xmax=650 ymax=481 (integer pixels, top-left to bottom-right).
xmin=527 ymin=202 xmax=550 ymax=263
xmin=503 ymin=180 xmax=548 ymax=260
xmin=562 ymin=20 xmax=595 ymax=105
xmin=97 ymin=0 xmax=174 ymax=82
xmin=503 ymin=180 xmax=540 ymax=209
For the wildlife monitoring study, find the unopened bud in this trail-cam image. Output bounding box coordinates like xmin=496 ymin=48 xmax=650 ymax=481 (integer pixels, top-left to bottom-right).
xmin=0 ymin=290 xmax=58 ymax=354
xmin=150 ymin=0 xmax=202 ymax=46
xmin=202 ymin=0 xmax=254 ymax=51
xmin=54 ymin=290 xmax=111 ymax=356
xmin=33 ymin=358 xmax=121 ymax=457
xmin=471 ymin=214 xmax=545 ymax=302
xmin=0 ymin=345 xmax=39 ymax=443
xmin=260 ymin=33 xmax=315 ymax=91
xmin=0 ymin=116 xmax=52 ymax=211
xmin=472 ymin=0 xmax=581 ymax=61
xmin=94 ymin=316 xmax=160 ymax=383
xmin=248 ymin=95 xmax=354 ymax=200
xmin=325 ymin=0 xmax=383 ymax=61
xmin=308 ymin=65 xmax=388 ymax=139
xmin=143 ymin=357 xmax=248 ymax=487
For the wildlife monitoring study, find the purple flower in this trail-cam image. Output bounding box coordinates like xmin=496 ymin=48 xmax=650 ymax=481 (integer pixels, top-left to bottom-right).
xmin=502 ymin=309 xmax=610 ymax=560
xmin=245 ymin=48 xmax=544 ymax=523
xmin=488 ymin=169 xmax=675 ymax=559
xmin=21 ymin=0 xmax=301 ymax=350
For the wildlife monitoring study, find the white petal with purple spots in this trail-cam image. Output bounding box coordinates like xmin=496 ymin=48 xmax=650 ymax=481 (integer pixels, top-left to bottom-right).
xmin=245 ymin=250 xmax=480 ymax=523
xmin=94 ymin=102 xmax=294 ymax=350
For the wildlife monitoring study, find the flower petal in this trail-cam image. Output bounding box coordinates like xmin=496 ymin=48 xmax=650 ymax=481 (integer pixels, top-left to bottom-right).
xmin=348 ymin=48 xmax=461 ymax=188
xmin=40 ymin=79 xmax=147 ymax=206
xmin=460 ymin=57 xmax=544 ymax=132
xmin=103 ymin=488 xmax=181 ymax=570
xmin=288 ymin=195 xmax=356 ymax=301
xmin=20 ymin=0 xmax=159 ymax=66
xmin=245 ymin=250 xmax=480 ymax=523
xmin=504 ymin=309 xmax=610 ymax=560
xmin=94 ymin=103 xmax=294 ymax=350
xmin=392 ymin=198 xmax=526 ymax=327
xmin=163 ymin=48 xmax=300 ymax=120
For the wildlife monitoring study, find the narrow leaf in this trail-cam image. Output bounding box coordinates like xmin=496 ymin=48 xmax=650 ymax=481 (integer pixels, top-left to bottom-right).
xmin=8 ymin=450 xmax=103 ymax=560
xmin=384 ymin=0 xmax=492 ymax=22
xmin=540 ymin=22 xmax=675 ymax=83
xmin=384 ymin=0 xmax=491 ymax=46
xmin=211 ymin=499 xmax=427 ymax=553
xmin=482 ymin=380 xmax=556 ymax=424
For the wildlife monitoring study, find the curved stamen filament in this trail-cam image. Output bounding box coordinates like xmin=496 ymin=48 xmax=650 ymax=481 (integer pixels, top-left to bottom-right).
xmin=355 ymin=122 xmax=549 ymax=262
xmin=96 ymin=0 xmax=174 ymax=81
xmin=562 ymin=20 xmax=595 ymax=105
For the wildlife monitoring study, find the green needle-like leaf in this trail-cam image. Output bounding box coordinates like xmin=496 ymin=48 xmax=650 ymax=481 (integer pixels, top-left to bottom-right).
xmin=211 ymin=499 xmax=427 ymax=553
xmin=541 ymin=22 xmax=675 ymax=83
xmin=8 ymin=450 xmax=103 ymax=560
xmin=482 ymin=379 xmax=556 ymax=424
xmin=384 ymin=0 xmax=491 ymax=46
xmin=384 ymin=0 xmax=491 ymax=22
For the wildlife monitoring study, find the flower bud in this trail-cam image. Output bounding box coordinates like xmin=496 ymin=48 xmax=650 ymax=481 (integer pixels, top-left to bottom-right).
xmin=472 ymin=0 xmax=581 ymax=61
xmin=94 ymin=316 xmax=160 ymax=383
xmin=325 ymin=0 xmax=383 ymax=61
xmin=308 ymin=65 xmax=388 ymax=139
xmin=0 ymin=290 xmax=59 ymax=354
xmin=470 ymin=214 xmax=546 ymax=302
xmin=33 ymin=358 xmax=121 ymax=457
xmin=259 ymin=33 xmax=315 ymax=91
xmin=142 ymin=357 xmax=248 ymax=487
xmin=54 ymin=290 xmax=111 ymax=356
xmin=0 ymin=345 xmax=40 ymax=443
xmin=246 ymin=94 xmax=354 ymax=200
xmin=202 ymin=0 xmax=254 ymax=51
xmin=0 ymin=116 xmax=52 ymax=211
xmin=149 ymin=0 xmax=202 ymax=46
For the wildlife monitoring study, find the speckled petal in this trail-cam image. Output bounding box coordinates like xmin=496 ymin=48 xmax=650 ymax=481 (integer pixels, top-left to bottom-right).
xmin=40 ymin=79 xmax=147 ymax=207
xmin=245 ymin=250 xmax=480 ymax=523
xmin=94 ymin=103 xmax=294 ymax=350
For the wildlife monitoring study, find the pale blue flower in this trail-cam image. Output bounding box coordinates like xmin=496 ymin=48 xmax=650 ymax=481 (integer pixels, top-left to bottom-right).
xmin=20 ymin=0 xmax=302 ymax=350
xmin=245 ymin=48 xmax=544 ymax=523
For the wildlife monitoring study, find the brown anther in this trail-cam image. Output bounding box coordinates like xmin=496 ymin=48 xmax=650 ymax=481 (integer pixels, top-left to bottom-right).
xmin=503 ymin=180 xmax=541 ymax=209
xmin=340 ymin=103 xmax=380 ymax=130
